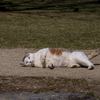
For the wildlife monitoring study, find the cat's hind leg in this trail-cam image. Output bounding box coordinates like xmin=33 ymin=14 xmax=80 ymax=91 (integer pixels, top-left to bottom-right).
xmin=77 ymin=57 xmax=94 ymax=70
xmin=72 ymin=52 xmax=94 ymax=70
xmin=78 ymin=57 xmax=94 ymax=70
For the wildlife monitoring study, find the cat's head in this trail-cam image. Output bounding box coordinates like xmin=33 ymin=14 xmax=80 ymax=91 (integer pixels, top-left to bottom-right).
xmin=20 ymin=52 xmax=34 ymax=67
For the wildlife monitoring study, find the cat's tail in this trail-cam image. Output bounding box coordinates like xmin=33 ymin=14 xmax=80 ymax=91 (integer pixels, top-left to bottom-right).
xmin=86 ymin=48 xmax=100 ymax=60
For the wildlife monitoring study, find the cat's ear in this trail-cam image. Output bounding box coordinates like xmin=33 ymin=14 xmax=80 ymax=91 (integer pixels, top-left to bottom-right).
xmin=20 ymin=62 xmax=25 ymax=65
xmin=24 ymin=51 xmax=29 ymax=56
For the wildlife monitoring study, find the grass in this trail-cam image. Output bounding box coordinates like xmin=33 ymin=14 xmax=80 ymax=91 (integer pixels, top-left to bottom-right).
xmin=0 ymin=0 xmax=100 ymax=49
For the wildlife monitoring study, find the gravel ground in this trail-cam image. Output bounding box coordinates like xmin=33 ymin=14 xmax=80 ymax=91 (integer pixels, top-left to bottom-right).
xmin=0 ymin=48 xmax=100 ymax=81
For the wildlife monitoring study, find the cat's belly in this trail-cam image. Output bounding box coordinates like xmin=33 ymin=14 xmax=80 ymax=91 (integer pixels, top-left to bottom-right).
xmin=46 ymin=55 xmax=71 ymax=67
xmin=53 ymin=59 xmax=70 ymax=67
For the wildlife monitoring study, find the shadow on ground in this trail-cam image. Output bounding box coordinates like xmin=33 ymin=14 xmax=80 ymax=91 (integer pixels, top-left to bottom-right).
xmin=0 ymin=0 xmax=100 ymax=13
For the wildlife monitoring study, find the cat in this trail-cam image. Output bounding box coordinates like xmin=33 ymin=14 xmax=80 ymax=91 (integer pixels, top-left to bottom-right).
xmin=20 ymin=48 xmax=100 ymax=70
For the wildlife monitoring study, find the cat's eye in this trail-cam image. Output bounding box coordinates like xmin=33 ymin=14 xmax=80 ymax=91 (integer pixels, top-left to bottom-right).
xmin=26 ymin=61 xmax=28 ymax=64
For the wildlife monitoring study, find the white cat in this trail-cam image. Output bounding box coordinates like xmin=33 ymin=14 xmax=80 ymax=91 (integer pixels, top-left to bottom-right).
xmin=20 ymin=48 xmax=100 ymax=70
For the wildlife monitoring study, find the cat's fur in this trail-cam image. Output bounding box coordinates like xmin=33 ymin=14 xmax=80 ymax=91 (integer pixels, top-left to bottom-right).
xmin=20 ymin=48 xmax=100 ymax=70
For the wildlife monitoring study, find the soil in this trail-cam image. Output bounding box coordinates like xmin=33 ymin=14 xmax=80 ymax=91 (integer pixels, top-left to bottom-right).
xmin=0 ymin=48 xmax=100 ymax=98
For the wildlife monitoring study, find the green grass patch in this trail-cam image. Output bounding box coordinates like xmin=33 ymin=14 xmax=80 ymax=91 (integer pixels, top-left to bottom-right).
xmin=0 ymin=0 xmax=100 ymax=49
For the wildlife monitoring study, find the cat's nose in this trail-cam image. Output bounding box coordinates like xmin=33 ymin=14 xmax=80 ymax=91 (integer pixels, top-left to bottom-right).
xmin=30 ymin=61 xmax=33 ymax=63
xmin=30 ymin=61 xmax=32 ymax=63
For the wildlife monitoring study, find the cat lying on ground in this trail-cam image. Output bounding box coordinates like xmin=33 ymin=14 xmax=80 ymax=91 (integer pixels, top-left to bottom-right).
xmin=20 ymin=48 xmax=100 ymax=70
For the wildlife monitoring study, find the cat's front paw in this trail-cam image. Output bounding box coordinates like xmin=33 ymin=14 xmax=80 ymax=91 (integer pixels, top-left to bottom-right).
xmin=47 ymin=64 xmax=54 ymax=69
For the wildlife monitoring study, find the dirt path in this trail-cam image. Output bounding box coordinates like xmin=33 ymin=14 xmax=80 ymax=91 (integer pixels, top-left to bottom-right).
xmin=0 ymin=48 xmax=100 ymax=81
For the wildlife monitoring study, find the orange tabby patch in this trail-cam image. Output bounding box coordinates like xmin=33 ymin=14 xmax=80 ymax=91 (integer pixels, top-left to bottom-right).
xmin=49 ymin=48 xmax=72 ymax=56
xmin=86 ymin=48 xmax=100 ymax=60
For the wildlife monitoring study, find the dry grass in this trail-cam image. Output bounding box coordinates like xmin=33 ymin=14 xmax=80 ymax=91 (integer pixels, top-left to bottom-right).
xmin=0 ymin=10 xmax=100 ymax=49
xmin=0 ymin=0 xmax=100 ymax=49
